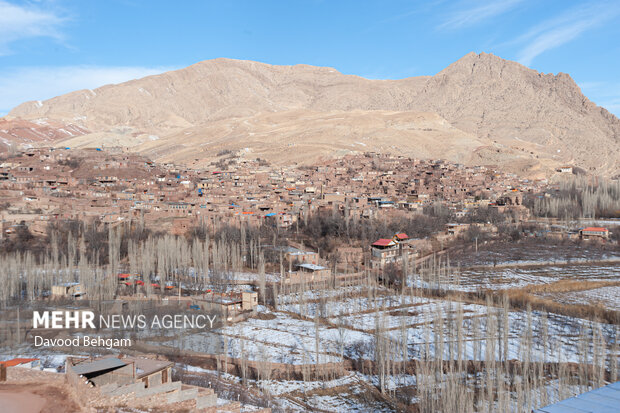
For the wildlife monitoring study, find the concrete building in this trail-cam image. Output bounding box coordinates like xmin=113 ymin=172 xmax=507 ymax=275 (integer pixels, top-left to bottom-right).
xmin=66 ymin=355 xmax=173 ymax=388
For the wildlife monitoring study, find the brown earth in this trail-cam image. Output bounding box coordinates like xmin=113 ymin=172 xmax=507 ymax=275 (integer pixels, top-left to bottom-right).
xmin=0 ymin=118 xmax=89 ymax=153
xmin=0 ymin=390 xmax=46 ymax=413
xmin=0 ymin=368 xmax=83 ymax=412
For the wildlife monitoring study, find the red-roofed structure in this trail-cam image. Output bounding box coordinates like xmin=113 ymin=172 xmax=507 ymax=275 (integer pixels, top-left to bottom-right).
xmin=372 ymin=239 xmax=395 ymax=248
xmin=581 ymin=227 xmax=608 ymax=232
xmin=0 ymin=358 xmax=39 ymax=367
xmin=580 ymin=227 xmax=609 ymax=241
xmin=370 ymin=232 xmax=418 ymax=269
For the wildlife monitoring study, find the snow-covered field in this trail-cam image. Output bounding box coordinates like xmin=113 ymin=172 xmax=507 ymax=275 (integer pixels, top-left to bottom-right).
xmin=160 ymin=310 xmax=373 ymax=364
xmin=450 ymin=242 xmax=620 ymax=268
xmin=153 ymin=288 xmax=618 ymax=368
xmin=410 ymin=263 xmax=620 ymax=293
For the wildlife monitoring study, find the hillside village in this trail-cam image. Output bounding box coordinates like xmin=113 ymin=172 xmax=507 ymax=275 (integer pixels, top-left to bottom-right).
xmin=1 ymin=147 xmax=619 ymax=413
xmin=2 ymin=0 xmax=620 ymax=409
xmin=0 ymin=147 xmax=539 ymax=238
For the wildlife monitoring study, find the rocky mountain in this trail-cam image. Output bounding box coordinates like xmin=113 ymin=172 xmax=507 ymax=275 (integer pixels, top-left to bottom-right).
xmin=410 ymin=53 xmax=620 ymax=176
xmin=4 ymin=53 xmax=619 ymax=177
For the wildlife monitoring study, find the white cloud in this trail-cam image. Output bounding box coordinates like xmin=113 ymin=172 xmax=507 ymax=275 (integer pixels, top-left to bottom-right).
xmin=516 ymin=2 xmax=620 ymax=66
xmin=0 ymin=0 xmax=66 ymax=55
xmin=0 ymin=65 xmax=175 ymax=114
xmin=438 ymin=0 xmax=524 ymax=30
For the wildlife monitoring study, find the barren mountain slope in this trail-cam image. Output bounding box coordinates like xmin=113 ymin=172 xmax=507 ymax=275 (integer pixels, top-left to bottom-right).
xmin=133 ymin=110 xmax=490 ymax=166
xmin=408 ymin=52 xmax=620 ymax=176
xmin=9 ymin=59 xmax=428 ymax=134
xmin=53 ymin=109 xmax=548 ymax=175
xmin=7 ymin=53 xmax=620 ymax=176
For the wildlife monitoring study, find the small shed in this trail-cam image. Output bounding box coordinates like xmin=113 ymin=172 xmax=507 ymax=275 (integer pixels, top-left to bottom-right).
xmin=51 ymin=282 xmax=85 ymax=298
xmin=241 ymin=291 xmax=258 ymax=311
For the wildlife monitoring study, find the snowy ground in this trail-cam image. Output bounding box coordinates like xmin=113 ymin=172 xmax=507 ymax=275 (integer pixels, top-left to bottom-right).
xmin=159 ymin=310 xmax=373 ymax=364
xmin=449 ymin=242 xmax=620 ymax=268
xmin=409 ymin=263 xmax=620 ymax=293
xmin=153 ymin=289 xmax=618 ymax=368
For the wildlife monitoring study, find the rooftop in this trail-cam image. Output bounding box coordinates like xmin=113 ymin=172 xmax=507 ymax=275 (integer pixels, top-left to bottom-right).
xmin=0 ymin=358 xmax=38 ymax=367
xmin=581 ymin=227 xmax=608 ymax=232
xmin=71 ymin=357 xmax=126 ymax=375
xmin=297 ymin=263 xmax=326 ymax=271
xmin=372 ymin=238 xmax=395 ymax=247
xmin=535 ymin=381 xmax=620 ymax=413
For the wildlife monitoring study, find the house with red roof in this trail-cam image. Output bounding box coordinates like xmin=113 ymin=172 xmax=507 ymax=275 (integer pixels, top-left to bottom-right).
xmin=371 ymin=234 xmax=415 ymax=269
xmin=393 ymin=233 xmax=409 ymax=242
xmin=579 ymin=227 xmax=609 ymax=241
xmin=371 ymin=239 xmax=398 ymax=268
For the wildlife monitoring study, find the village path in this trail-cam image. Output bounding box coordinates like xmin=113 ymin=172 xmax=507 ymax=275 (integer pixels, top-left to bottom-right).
xmin=0 ymin=390 xmax=46 ymax=413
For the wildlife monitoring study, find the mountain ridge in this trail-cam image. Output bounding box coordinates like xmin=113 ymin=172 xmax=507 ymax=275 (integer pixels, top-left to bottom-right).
xmin=4 ymin=53 xmax=619 ymax=177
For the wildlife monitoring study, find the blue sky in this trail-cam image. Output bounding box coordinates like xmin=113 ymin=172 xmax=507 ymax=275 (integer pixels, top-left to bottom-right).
xmin=1 ymin=0 xmax=619 ymax=116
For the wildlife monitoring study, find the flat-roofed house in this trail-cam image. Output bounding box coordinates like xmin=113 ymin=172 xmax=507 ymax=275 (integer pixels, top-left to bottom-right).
xmin=285 ymin=247 xmax=319 ymax=266
xmin=296 ymin=263 xmax=330 ymax=279
xmin=283 ymin=263 xmax=331 ymax=286
xmin=129 ymin=356 xmax=173 ymax=388
xmin=66 ymin=355 xmax=173 ymax=388
xmin=193 ymin=290 xmax=258 ymax=322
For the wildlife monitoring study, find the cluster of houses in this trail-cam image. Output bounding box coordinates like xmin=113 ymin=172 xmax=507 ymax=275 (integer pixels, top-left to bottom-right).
xmin=2 ymin=146 xmax=612 ymax=247
xmin=1 ymin=148 xmax=613 ymax=277
xmin=0 ymin=148 xmax=544 ymax=238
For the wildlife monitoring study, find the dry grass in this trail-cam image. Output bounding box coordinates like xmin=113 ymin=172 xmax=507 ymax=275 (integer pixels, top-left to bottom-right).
xmin=522 ymin=280 xmax=620 ymax=295
xmin=492 ymin=280 xmax=620 ymax=324
xmin=411 ymin=285 xmax=620 ymax=325
xmin=502 ymin=289 xmax=619 ymax=325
